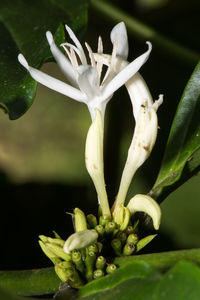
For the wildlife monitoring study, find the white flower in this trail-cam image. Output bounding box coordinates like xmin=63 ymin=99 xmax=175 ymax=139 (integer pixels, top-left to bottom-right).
xmin=95 ymin=22 xmax=163 ymax=212
xmin=18 ymin=23 xmax=152 ymax=122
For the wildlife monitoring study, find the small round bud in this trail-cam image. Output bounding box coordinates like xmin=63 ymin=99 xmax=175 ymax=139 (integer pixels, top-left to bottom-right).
xmin=105 ymin=221 xmax=116 ymax=234
xmin=93 ymin=269 xmax=104 ymax=279
xmin=106 ymin=264 xmax=117 ymax=274
xmin=95 ymin=225 xmax=105 ymax=237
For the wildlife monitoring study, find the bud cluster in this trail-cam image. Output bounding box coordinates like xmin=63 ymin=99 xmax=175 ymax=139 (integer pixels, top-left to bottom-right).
xmin=39 ymin=208 xmax=156 ymax=289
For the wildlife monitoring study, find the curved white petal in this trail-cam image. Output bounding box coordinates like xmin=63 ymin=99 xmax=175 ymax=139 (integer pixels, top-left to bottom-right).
xmin=46 ymin=31 xmax=77 ymax=87
xmin=127 ymin=194 xmax=161 ymax=230
xmin=110 ymin=22 xmax=128 ymax=60
xmin=126 ymin=72 xmax=153 ymax=121
xmin=102 ymin=42 xmax=152 ymax=101
xmin=113 ymin=104 xmax=158 ymax=210
xmin=65 ymin=24 xmax=87 ymax=65
xmin=18 ymin=54 xmax=86 ymax=102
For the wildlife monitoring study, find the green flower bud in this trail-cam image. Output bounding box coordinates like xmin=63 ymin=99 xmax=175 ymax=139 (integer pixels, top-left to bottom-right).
xmin=96 ymin=256 xmax=106 ymax=269
xmin=111 ymin=238 xmax=122 ymax=256
xmin=97 ymin=242 xmax=103 ymax=253
xmin=45 ymin=242 xmax=71 ymax=261
xmin=74 ymin=208 xmax=87 ymax=232
xmin=106 ymin=264 xmax=117 ymax=274
xmin=105 ymin=222 xmax=116 ymax=235
xmin=39 ymin=235 xmax=65 ymax=247
xmin=95 ymin=225 xmax=105 ymax=237
xmin=123 ymin=243 xmax=135 ymax=255
xmin=72 ymin=250 xmax=85 ymax=274
xmin=99 ymin=215 xmax=111 ymax=226
xmin=55 ymin=261 xmax=83 ymax=288
xmin=127 ymin=233 xmax=139 ymax=244
xmin=116 ymin=231 xmax=127 ymax=245
xmin=38 ymin=240 xmax=61 ymax=264
xmin=126 ymin=225 xmax=134 ymax=235
xmin=87 ymin=214 xmax=98 ymax=228
xmin=85 ymin=250 xmax=96 ymax=280
xmin=113 ymin=204 xmax=130 ymax=231
xmin=93 ymin=269 xmax=104 ymax=279
xmin=88 ymin=243 xmax=98 ymax=254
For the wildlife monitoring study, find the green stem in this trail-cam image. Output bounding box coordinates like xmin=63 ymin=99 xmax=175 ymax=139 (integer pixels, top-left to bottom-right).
xmin=90 ymin=0 xmax=200 ymax=67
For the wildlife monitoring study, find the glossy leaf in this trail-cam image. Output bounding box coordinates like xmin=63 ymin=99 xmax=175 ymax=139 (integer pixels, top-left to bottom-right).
xmin=0 ymin=0 xmax=89 ymax=119
xmin=149 ymin=61 xmax=200 ymax=202
xmin=77 ymin=261 xmax=200 ymax=300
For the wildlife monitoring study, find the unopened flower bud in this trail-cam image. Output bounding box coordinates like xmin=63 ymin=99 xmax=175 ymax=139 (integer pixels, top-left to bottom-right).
xmin=64 ymin=230 xmax=98 ymax=254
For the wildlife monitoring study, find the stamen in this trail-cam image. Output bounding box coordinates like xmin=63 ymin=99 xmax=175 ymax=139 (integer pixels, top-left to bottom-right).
xmin=97 ymin=36 xmax=103 ymax=79
xmin=65 ymin=25 xmax=87 ymax=65
xmin=85 ymin=42 xmax=96 ymax=68
xmin=61 ymin=43 xmax=86 ymax=65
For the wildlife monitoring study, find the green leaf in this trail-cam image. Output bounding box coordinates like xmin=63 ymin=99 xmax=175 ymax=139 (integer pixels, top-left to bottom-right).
xmin=0 ymin=0 xmax=89 ymax=119
xmin=149 ymin=61 xmax=200 ymax=202
xmin=0 ymin=267 xmax=60 ymax=296
xmin=77 ymin=260 xmax=200 ymax=300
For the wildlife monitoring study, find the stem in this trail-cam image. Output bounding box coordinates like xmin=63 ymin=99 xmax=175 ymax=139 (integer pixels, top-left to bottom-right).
xmin=91 ymin=0 xmax=200 ymax=67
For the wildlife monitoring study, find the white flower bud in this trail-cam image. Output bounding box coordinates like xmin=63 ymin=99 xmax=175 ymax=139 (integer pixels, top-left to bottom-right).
xmin=63 ymin=230 xmax=98 ymax=254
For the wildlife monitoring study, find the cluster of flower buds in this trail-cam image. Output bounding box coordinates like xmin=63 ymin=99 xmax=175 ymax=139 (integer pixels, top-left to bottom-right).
xmin=39 ymin=206 xmax=158 ymax=288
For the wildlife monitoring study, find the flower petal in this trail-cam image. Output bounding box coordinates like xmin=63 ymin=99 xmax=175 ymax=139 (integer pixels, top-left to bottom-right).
xmin=127 ymin=194 xmax=161 ymax=230
xmin=110 ymin=22 xmax=128 ymax=60
xmin=125 ymin=72 xmax=153 ymax=121
xmin=102 ymin=42 xmax=152 ymax=101
xmin=18 ymin=54 xmax=86 ymax=102
xmin=46 ymin=31 xmax=77 ymax=87
xmin=113 ymin=104 xmax=158 ymax=210
xmin=77 ymin=65 xmax=100 ymax=99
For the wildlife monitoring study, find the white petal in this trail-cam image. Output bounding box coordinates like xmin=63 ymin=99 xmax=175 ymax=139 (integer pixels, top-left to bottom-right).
xmin=18 ymin=54 xmax=86 ymax=102
xmin=102 ymin=42 xmax=152 ymax=100
xmin=127 ymin=194 xmax=161 ymax=230
xmin=46 ymin=31 xmax=77 ymax=87
xmin=125 ymin=72 xmax=153 ymax=121
xmin=113 ymin=104 xmax=158 ymax=210
xmin=77 ymin=65 xmax=100 ymax=99
xmin=65 ymin=24 xmax=87 ymax=65
xmin=110 ymin=22 xmax=128 ymax=60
